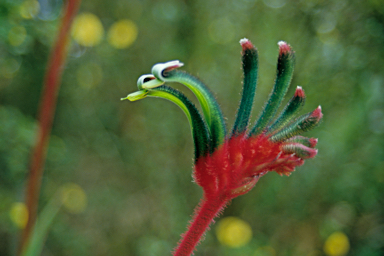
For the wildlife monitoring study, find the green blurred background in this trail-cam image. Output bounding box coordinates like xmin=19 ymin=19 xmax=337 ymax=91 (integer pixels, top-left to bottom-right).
xmin=1 ymin=0 xmax=384 ymax=255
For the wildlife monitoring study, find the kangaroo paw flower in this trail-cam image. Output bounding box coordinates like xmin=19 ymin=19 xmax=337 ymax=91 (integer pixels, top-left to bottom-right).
xmin=123 ymin=38 xmax=323 ymax=256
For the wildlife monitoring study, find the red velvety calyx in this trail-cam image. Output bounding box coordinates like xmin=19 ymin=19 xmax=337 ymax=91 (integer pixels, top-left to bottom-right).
xmin=193 ymin=133 xmax=305 ymax=200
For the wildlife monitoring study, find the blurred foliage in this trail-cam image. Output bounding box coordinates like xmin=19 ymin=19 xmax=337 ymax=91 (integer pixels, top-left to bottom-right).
xmin=1 ymin=0 xmax=384 ymax=255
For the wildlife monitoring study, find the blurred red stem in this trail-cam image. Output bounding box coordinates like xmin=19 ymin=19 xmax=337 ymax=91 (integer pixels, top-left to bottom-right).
xmin=173 ymin=196 xmax=229 ymax=256
xmin=19 ymin=0 xmax=81 ymax=254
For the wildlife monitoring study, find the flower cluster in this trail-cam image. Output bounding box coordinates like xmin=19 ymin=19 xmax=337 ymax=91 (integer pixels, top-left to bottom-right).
xmin=122 ymin=38 xmax=323 ymax=256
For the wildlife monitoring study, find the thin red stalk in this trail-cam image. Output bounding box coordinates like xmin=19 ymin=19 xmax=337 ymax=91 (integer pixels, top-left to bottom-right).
xmin=19 ymin=0 xmax=82 ymax=254
xmin=173 ymin=196 xmax=229 ymax=256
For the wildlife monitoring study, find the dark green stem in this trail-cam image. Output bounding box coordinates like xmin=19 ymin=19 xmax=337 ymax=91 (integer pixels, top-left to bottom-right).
xmin=250 ymin=44 xmax=295 ymax=136
xmin=267 ymin=86 xmax=305 ymax=133
xmin=232 ymin=41 xmax=258 ymax=137
xmin=148 ymin=86 xmax=210 ymax=160
xmin=270 ymin=107 xmax=322 ymax=142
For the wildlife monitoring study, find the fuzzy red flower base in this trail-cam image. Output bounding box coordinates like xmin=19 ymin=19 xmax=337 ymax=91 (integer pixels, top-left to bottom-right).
xmin=194 ymin=133 xmax=305 ymax=200
xmin=174 ymin=133 xmax=310 ymax=256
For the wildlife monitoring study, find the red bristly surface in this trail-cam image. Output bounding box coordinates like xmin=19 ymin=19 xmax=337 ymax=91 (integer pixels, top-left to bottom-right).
xmin=173 ymin=133 xmax=307 ymax=256
xmin=195 ymin=133 xmax=305 ymax=198
xmin=173 ymin=197 xmax=228 ymax=256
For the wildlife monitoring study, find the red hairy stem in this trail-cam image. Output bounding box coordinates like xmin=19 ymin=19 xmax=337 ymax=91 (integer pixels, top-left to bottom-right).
xmin=173 ymin=196 xmax=229 ymax=256
xmin=19 ymin=0 xmax=82 ymax=254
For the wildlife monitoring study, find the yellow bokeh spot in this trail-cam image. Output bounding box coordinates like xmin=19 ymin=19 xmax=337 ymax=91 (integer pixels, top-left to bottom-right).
xmin=254 ymin=246 xmax=276 ymax=256
xmin=9 ymin=202 xmax=29 ymax=229
xmin=216 ymin=217 xmax=252 ymax=248
xmin=71 ymin=13 xmax=104 ymax=47
xmin=60 ymin=183 xmax=87 ymax=214
xmin=76 ymin=62 xmax=103 ymax=88
xmin=19 ymin=0 xmax=40 ymax=19
xmin=323 ymin=232 xmax=350 ymax=256
xmin=107 ymin=19 xmax=138 ymax=49
xmin=8 ymin=26 xmax=27 ymax=47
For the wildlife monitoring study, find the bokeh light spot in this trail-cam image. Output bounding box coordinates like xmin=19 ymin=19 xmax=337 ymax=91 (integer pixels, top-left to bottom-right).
xmin=1 ymin=58 xmax=21 ymax=79
xmin=76 ymin=62 xmax=103 ymax=88
xmin=9 ymin=202 xmax=29 ymax=228
xmin=19 ymin=0 xmax=40 ymax=19
xmin=8 ymin=26 xmax=27 ymax=47
xmin=327 ymin=201 xmax=355 ymax=229
xmin=107 ymin=20 xmax=138 ymax=49
xmin=323 ymin=232 xmax=350 ymax=256
xmin=317 ymin=19 xmax=336 ymax=34
xmin=208 ymin=17 xmax=235 ymax=44
xmin=60 ymin=183 xmax=87 ymax=214
xmin=216 ymin=216 xmax=252 ymax=248
xmin=317 ymin=30 xmax=339 ymax=45
xmin=71 ymin=13 xmax=104 ymax=47
xmin=315 ymin=12 xmax=337 ymax=34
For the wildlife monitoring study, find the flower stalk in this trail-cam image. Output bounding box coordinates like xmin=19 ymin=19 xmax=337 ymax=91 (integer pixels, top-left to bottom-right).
xmin=173 ymin=197 xmax=228 ymax=256
xmin=19 ymin=0 xmax=82 ymax=254
xmin=122 ymin=38 xmax=323 ymax=255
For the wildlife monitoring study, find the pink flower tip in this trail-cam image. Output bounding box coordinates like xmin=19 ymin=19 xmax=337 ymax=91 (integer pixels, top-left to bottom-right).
xmin=240 ymin=38 xmax=255 ymax=51
xmin=278 ymin=41 xmax=291 ymax=55
xmin=311 ymin=105 xmax=323 ymax=119
xmin=282 ymin=143 xmax=318 ymax=159
xmin=306 ymin=147 xmax=318 ymax=159
xmin=309 ymin=138 xmax=318 ymax=148
xmin=294 ymin=86 xmax=305 ymax=98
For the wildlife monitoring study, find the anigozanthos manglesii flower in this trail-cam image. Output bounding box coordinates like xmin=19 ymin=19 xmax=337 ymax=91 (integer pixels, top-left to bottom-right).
xmin=122 ymin=38 xmax=323 ymax=256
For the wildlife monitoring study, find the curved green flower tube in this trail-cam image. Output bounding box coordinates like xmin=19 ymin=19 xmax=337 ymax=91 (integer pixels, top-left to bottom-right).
xmin=122 ymin=84 xmax=210 ymax=160
xmin=151 ymin=61 xmax=226 ymax=152
xmin=250 ymin=41 xmax=295 ymax=136
xmin=231 ymin=38 xmax=259 ymax=137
